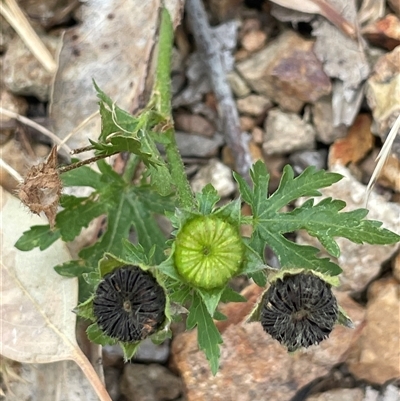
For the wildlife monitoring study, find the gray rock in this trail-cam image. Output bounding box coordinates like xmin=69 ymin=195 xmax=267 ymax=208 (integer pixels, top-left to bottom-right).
xmin=312 ymin=96 xmax=347 ymax=144
xmin=171 ymin=47 xmax=185 ymax=95
xmin=120 ymin=363 xmax=183 ymax=401
xmin=380 ymin=385 xmax=400 ymax=401
xmin=364 ymin=385 xmax=400 ymax=401
xmin=3 ymin=34 xmax=59 ymax=101
xmin=0 ymin=16 xmax=14 ymax=52
xmin=191 ymin=158 xmax=236 ymax=198
xmin=102 ymin=344 xmax=124 ymax=367
xmin=0 ymin=89 xmax=29 ymax=142
xmin=263 ymin=108 xmax=316 ymax=155
xmin=104 ymin=367 xmax=121 ymax=401
xmin=289 ymin=149 xmax=327 ymax=174
xmin=133 ymin=338 xmax=170 ymax=364
xmin=175 ymin=131 xmax=224 ymax=158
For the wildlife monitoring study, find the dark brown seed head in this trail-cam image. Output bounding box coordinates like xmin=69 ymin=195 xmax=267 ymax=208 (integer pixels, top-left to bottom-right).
xmin=93 ymin=265 xmax=166 ymax=342
xmin=261 ymin=272 xmax=338 ymax=352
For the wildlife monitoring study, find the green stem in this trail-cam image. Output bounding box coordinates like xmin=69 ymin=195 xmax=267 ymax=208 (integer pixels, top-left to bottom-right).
xmin=154 ymin=7 xmax=195 ymax=209
xmin=122 ymin=154 xmax=140 ymax=183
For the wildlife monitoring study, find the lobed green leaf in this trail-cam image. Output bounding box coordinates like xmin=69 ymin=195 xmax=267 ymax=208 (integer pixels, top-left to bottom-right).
xmin=186 ymin=293 xmax=222 ymax=375
xmin=15 ymin=225 xmax=60 ymax=251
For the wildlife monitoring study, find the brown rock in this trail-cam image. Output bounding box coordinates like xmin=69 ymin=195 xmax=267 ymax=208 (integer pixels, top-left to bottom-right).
xmin=237 ymin=94 xmax=272 ymax=117
xmin=3 ymin=34 xmax=59 ymax=101
xmin=347 ymin=278 xmax=400 ymax=384
xmin=239 ymin=17 xmax=262 ymax=38
xmin=263 ymin=108 xmax=316 ymax=155
xmin=328 ymin=114 xmax=375 ymax=166
xmin=251 ymin=126 xmax=264 ymax=145
xmin=208 ymin=0 xmax=243 ymax=21
xmin=239 ymin=116 xmax=255 ymax=131
xmin=171 ymin=284 xmax=364 ymax=401
xmin=241 ymin=30 xmax=267 ymax=53
xmin=249 ymin=140 xmax=263 ymax=162
xmin=366 ymin=46 xmax=400 ymax=138
xmin=362 ymin=14 xmax=400 ymax=51
xmin=237 ymin=31 xmax=331 ymax=113
xmin=174 ymin=113 xmax=215 ymax=137
xmin=234 ymin=48 xmax=250 ymax=62
xmin=393 ymin=252 xmax=400 ymax=283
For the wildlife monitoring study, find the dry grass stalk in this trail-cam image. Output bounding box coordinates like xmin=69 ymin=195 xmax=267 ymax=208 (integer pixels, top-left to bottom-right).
xmin=0 ymin=0 xmax=57 ymax=73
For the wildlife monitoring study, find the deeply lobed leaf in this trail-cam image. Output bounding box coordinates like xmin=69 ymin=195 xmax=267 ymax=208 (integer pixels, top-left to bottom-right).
xmin=186 ymin=293 xmax=223 ymax=375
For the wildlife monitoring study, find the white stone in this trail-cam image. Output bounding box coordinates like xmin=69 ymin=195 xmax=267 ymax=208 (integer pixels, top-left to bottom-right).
xmin=191 ymin=159 xmax=235 ymax=198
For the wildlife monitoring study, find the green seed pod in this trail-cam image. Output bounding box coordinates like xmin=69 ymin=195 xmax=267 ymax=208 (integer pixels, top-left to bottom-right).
xmin=174 ymin=215 xmax=245 ymax=289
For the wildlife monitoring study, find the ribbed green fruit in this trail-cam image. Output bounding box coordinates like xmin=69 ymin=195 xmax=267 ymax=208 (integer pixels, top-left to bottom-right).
xmin=174 ymin=216 xmax=244 ymax=289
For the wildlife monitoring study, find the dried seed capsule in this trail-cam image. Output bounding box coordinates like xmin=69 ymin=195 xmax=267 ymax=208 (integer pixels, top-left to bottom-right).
xmin=93 ymin=265 xmax=166 ymax=342
xmin=261 ymin=273 xmax=338 ymax=351
xmin=174 ymin=216 xmax=244 ymax=289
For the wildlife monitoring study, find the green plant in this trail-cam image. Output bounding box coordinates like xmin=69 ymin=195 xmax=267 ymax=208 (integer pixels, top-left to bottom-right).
xmin=15 ymin=8 xmax=400 ymax=375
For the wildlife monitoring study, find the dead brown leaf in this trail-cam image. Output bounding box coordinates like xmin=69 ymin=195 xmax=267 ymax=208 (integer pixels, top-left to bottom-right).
xmin=2 ymin=359 xmax=100 ymax=401
xmin=0 ymin=188 xmax=111 ymax=401
xmin=18 ymin=146 xmax=61 ymax=228
xmin=328 ymin=114 xmax=374 ymax=166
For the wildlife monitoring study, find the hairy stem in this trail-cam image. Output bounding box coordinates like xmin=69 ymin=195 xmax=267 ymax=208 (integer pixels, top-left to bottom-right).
xmin=58 ymin=152 xmax=118 ymax=174
xmin=154 ymin=7 xmax=195 ymax=209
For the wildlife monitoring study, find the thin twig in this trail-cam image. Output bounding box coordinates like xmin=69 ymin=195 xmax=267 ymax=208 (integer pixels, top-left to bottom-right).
xmin=0 ymin=158 xmax=24 ymax=183
xmin=185 ymin=0 xmax=252 ymax=183
xmin=0 ymin=107 xmax=72 ymax=154
xmin=71 ymin=145 xmax=96 ymax=155
xmin=0 ymin=0 xmax=57 ymax=73
xmin=365 ymin=114 xmax=400 ymax=207
xmin=58 ymin=153 xmax=118 ymax=174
